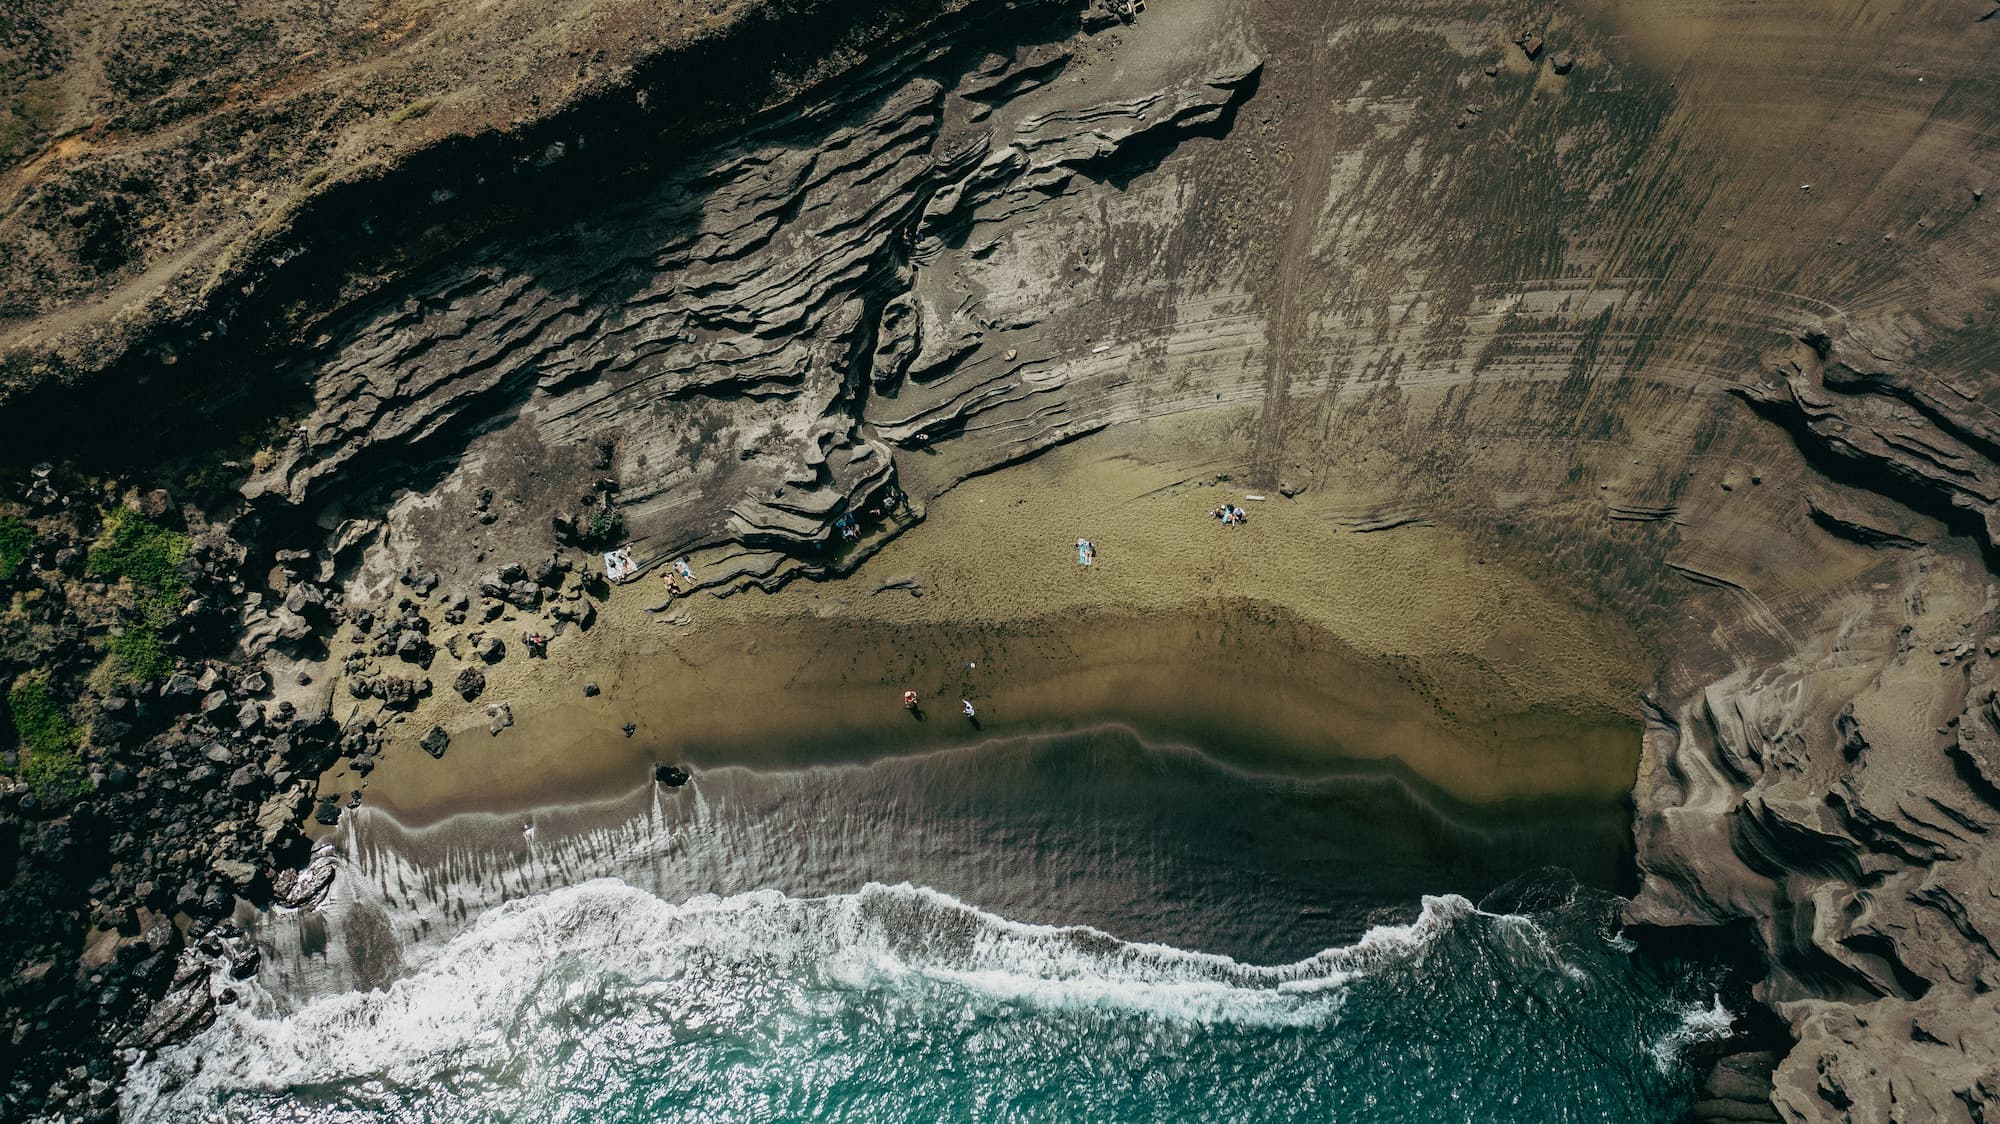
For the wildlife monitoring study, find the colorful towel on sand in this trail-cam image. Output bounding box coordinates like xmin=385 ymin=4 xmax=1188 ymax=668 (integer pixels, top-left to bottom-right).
xmin=675 ymin=558 xmax=696 ymax=581
xmin=1076 ymin=539 xmax=1095 ymax=566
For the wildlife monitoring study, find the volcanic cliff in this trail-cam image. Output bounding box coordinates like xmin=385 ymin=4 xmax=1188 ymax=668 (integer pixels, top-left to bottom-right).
xmin=1 ymin=0 xmax=1998 ymax=1119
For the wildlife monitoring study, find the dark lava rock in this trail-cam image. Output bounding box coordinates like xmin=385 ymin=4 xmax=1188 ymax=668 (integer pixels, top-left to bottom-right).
xmin=534 ymin=555 xmax=568 ymax=587
xmin=1514 ymin=30 xmax=1543 ymax=58
xmin=654 ymin=763 xmax=691 ymax=787
xmin=454 ymin=666 xmax=487 ymax=701
xmin=197 ymin=883 xmax=232 ymax=916
xmin=419 ymin=726 xmax=450 ymax=759
xmin=314 ymin=798 xmax=342 ymax=826
xmin=376 ymin=676 xmax=429 ymax=710
xmin=475 ymin=635 xmax=505 ymax=663
xmin=583 ymin=681 xmax=600 ymax=697
xmin=623 ymin=723 xmax=637 ymax=738
xmin=395 ymin=630 xmax=434 ymax=666
xmin=282 ymin=583 xmax=324 ymax=615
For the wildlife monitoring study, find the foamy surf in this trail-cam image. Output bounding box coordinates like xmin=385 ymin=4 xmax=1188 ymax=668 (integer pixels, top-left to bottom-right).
xmin=123 ymin=879 xmax=1720 ymax=1123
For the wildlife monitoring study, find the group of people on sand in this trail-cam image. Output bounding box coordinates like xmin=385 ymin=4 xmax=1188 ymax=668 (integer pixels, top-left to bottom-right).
xmin=903 ymin=690 xmax=976 ymax=720
xmin=1211 ymin=502 xmax=1249 ymax=526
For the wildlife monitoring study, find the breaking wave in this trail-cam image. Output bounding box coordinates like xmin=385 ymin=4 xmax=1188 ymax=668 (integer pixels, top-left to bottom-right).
xmin=124 ymin=879 xmax=1724 ymax=1123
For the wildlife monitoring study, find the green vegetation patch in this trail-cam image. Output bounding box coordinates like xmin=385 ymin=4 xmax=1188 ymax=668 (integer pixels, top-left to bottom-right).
xmin=585 ymin=509 xmax=626 ymax=548
xmin=0 ymin=515 xmax=30 ymax=580
xmin=4 ymin=674 xmax=88 ymax=800
xmin=87 ymin=511 xmax=190 ymax=685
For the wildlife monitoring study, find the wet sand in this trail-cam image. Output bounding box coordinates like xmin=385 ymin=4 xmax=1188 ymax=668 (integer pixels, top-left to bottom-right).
xmin=332 ymin=419 xmax=1655 ymax=826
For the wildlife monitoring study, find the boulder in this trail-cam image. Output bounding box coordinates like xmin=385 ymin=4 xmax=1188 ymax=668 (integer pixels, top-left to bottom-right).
xmin=375 ymin=676 xmax=429 ymax=710
xmin=654 ymin=763 xmax=692 ymax=787
xmin=454 ymin=666 xmax=486 ymax=701
xmin=211 ymin=859 xmax=257 ymax=888
xmin=282 ymin=583 xmax=324 ymax=616
xmin=256 ymin=790 xmax=309 ymax=848
xmin=419 ymin=726 xmax=450 ymax=759
xmin=486 ymin=703 xmax=513 ymax=736
xmin=394 ymin=631 xmax=434 ymax=666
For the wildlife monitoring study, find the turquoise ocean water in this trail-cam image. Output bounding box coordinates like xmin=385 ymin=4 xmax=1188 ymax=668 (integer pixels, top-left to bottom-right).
xmin=121 ymin=729 xmax=1728 ymax=1122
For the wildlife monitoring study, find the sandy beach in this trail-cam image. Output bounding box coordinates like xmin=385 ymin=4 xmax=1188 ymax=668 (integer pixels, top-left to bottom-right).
xmin=327 ymin=415 xmax=1653 ymax=826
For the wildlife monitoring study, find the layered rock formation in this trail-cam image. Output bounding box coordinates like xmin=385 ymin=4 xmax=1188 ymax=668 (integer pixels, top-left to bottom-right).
xmin=1 ymin=0 xmax=1998 ymax=1119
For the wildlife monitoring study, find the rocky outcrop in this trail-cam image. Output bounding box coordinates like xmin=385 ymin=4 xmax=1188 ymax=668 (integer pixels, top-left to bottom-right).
xmin=229 ymin=34 xmax=1258 ymax=605
xmin=1741 ymin=319 xmax=2000 ymax=557
xmin=1 ymin=0 xmax=1998 ymax=1119
xmin=1629 ymin=543 xmax=2000 ymax=1119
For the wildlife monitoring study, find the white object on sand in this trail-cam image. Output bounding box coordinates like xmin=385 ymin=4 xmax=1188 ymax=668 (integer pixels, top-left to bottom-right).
xmin=1243 ymin=495 xmax=1266 ymax=501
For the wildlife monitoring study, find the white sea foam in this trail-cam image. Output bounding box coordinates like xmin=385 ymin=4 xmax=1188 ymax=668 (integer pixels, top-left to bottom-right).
xmin=1649 ymin=993 xmax=1735 ymax=1073
xmin=122 ymin=879 xmax=1485 ymax=1119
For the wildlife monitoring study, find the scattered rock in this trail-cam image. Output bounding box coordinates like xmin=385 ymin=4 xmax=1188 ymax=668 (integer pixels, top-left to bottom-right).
xmin=419 ymin=726 xmax=450 ymax=759
xmin=654 ymin=763 xmax=691 ymax=787
xmin=583 ymin=681 xmax=600 ymax=697
xmin=486 ymin=703 xmax=514 ymax=736
xmin=454 ymin=666 xmax=487 ymax=701
xmin=1550 ymin=50 xmax=1575 ymax=75
xmin=211 ymin=859 xmax=258 ymax=888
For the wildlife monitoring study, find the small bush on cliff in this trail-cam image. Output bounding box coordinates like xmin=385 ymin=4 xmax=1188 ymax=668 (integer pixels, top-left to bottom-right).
xmin=4 ymin=674 xmax=88 ymax=799
xmin=0 ymin=515 xmax=31 ymax=580
xmin=87 ymin=511 xmax=189 ymax=685
xmin=584 ymin=509 xmax=625 ymax=549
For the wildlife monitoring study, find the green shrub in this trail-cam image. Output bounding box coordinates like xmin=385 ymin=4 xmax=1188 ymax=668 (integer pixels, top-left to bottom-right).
xmin=4 ymin=675 xmax=88 ymax=800
xmin=0 ymin=515 xmax=30 ymax=580
xmin=109 ymin=626 xmax=174 ymax=684
xmin=87 ymin=511 xmax=190 ymax=685
xmin=87 ymin=510 xmax=189 ymax=591
xmin=585 ymin=509 xmax=625 ymax=548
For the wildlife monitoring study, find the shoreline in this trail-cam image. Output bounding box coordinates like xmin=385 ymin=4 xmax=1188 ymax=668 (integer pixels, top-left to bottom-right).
xmin=325 ymin=426 xmax=1655 ymax=828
